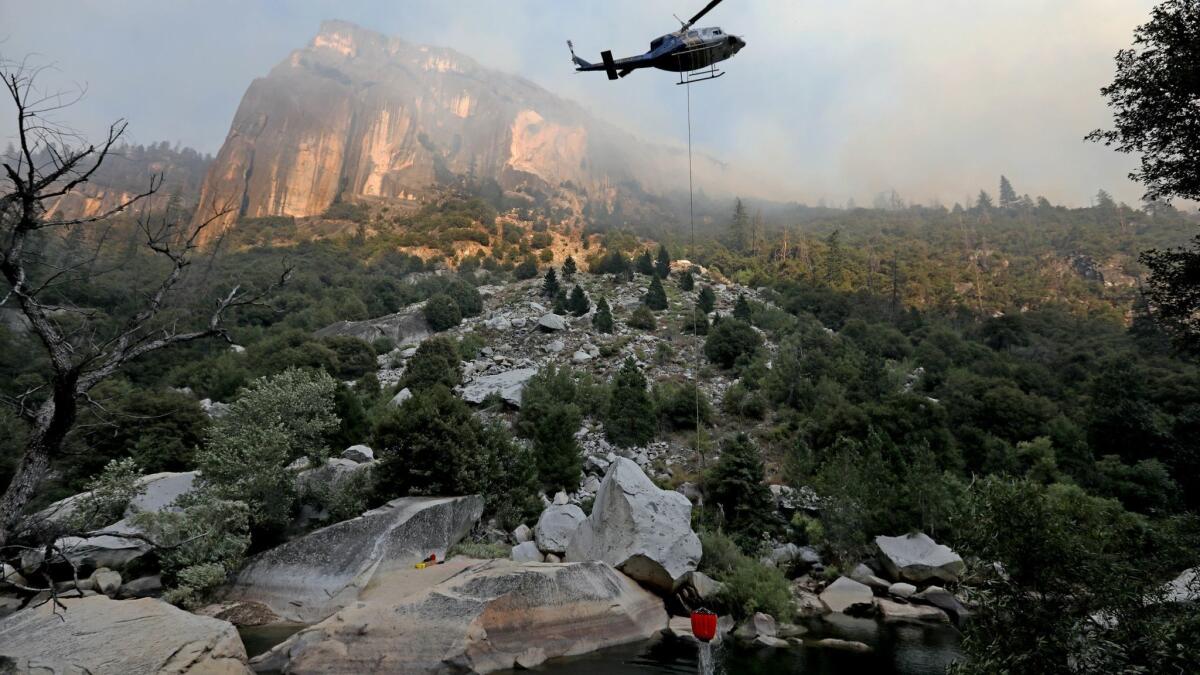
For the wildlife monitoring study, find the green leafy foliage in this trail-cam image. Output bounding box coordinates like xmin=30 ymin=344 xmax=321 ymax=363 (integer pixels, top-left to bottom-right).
xmin=605 ymin=358 xmax=656 ymax=448
xmin=196 ymin=368 xmax=339 ymax=529
xmin=627 ymin=305 xmax=656 ymax=331
xmin=133 ymin=496 xmax=251 ymax=608
xmin=423 ymin=293 xmax=462 ymax=331
xmin=704 ymin=318 xmax=761 ymax=369
xmin=705 ymin=434 xmax=778 ymax=548
xmin=372 ymin=386 xmax=540 ymax=526
xmin=517 ymin=365 xmax=584 ymax=492
xmin=655 ymin=245 xmax=671 ymax=278
xmin=400 ymin=336 xmax=463 ymax=392
xmin=652 ymin=381 xmax=712 ymax=431
xmin=698 ymin=286 xmax=716 ymax=313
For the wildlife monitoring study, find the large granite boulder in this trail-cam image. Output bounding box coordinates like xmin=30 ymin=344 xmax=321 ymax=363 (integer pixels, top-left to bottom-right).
xmin=1164 ymin=567 xmax=1198 ymax=603
xmin=0 ymin=595 xmax=251 ymax=674
xmin=566 ymin=458 xmax=701 ymax=593
xmin=533 ymin=504 xmax=585 ymax=554
xmin=122 ymin=471 xmax=198 ymax=518
xmin=875 ymin=532 xmax=965 ymax=584
xmin=819 ymin=576 xmax=875 ymax=614
xmin=460 ymin=367 xmax=538 ymax=407
xmin=538 ymin=313 xmax=567 ymax=331
xmin=225 ymin=495 xmax=483 ymax=622
xmin=313 ymin=304 xmax=431 ymax=345
xmin=252 ymin=559 xmax=667 ymax=674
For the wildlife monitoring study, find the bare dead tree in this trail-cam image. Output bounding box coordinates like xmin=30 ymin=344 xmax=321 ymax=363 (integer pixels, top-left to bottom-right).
xmin=0 ymin=58 xmax=289 ymax=547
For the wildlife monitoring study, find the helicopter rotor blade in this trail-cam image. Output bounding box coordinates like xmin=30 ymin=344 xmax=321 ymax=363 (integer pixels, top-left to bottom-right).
xmin=681 ymin=0 xmax=724 ymax=30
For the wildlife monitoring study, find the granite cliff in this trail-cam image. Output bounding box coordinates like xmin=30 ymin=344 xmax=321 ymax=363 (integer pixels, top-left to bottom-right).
xmin=193 ymin=20 xmax=692 ymax=242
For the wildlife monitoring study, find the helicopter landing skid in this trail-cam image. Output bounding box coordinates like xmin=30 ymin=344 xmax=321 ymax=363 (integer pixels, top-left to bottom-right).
xmin=677 ymin=65 xmax=725 ymax=85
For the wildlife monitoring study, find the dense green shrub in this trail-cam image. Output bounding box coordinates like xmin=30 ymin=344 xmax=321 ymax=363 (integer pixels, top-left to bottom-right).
xmin=704 ymin=318 xmax=762 ymax=368
xmin=514 ymin=257 xmax=539 ymax=280
xmin=628 ymin=305 xmax=656 ymax=330
xmin=653 ymin=381 xmax=712 ymax=430
xmin=698 ymin=286 xmax=716 ymax=313
xmin=445 ymin=279 xmax=483 ymax=317
xmin=424 ymin=294 xmax=462 ymax=331
xmin=373 ymin=386 xmax=540 ymax=526
xmin=400 ymin=336 xmax=463 ymax=392
xmin=196 ymin=368 xmax=339 ymax=529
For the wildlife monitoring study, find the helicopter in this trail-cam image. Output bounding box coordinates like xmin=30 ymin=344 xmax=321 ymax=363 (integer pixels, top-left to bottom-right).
xmin=568 ymin=0 xmax=745 ymax=84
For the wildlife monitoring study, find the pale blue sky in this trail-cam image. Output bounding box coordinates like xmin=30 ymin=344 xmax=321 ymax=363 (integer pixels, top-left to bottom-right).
xmin=0 ymin=0 xmax=1160 ymax=206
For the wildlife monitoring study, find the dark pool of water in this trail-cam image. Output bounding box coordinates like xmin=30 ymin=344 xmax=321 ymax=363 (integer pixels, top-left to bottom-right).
xmin=519 ymin=616 xmax=962 ymax=675
xmin=241 ymin=615 xmax=962 ymax=674
xmin=239 ymin=623 xmax=306 ymax=659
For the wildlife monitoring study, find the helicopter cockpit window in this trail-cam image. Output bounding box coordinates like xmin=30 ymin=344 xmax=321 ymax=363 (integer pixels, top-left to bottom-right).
xmin=713 ymin=29 xmax=722 ymax=35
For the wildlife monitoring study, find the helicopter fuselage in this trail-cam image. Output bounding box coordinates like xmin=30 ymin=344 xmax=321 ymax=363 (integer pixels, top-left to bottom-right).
xmin=570 ymin=25 xmax=745 ymax=80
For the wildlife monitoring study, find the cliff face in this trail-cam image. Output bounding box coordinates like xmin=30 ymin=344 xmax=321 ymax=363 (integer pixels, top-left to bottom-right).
xmin=194 ymin=20 xmax=674 ymax=239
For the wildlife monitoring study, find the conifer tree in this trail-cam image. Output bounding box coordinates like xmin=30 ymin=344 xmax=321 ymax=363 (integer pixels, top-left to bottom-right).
xmin=655 ymin=245 xmax=671 ymax=278
xmin=733 ymin=293 xmax=752 ymax=322
xmin=568 ymin=284 xmax=590 ymax=316
xmin=729 ymin=198 xmax=749 ymax=252
xmin=552 ymin=289 xmax=568 ymax=315
xmin=999 ymin=176 xmax=1019 ymax=209
xmin=541 ymin=267 xmax=560 ymax=298
xmin=705 ymin=433 xmax=777 ymax=545
xmin=606 ymin=358 xmax=655 ymax=447
xmin=680 ymin=269 xmax=695 ymax=291
xmin=644 ymin=275 xmax=669 ymax=311
xmin=562 ymin=255 xmax=577 ymax=279
xmin=636 ymin=250 xmax=655 ymax=276
xmin=592 ymin=297 xmax=614 ymax=333
xmin=698 ymin=286 xmax=716 ymax=313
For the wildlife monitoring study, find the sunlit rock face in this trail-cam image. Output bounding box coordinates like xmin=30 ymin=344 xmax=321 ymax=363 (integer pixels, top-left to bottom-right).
xmin=194 ymin=20 xmax=665 ymax=242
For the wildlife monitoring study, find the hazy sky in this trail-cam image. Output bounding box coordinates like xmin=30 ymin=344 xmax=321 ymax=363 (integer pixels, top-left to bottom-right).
xmin=0 ymin=0 xmax=1160 ymax=207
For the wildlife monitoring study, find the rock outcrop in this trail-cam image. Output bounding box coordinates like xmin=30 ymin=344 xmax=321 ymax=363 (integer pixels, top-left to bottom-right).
xmin=874 ymin=532 xmax=965 ymax=584
xmin=224 ymin=495 xmax=483 ymax=622
xmin=314 ymin=303 xmax=431 ymax=345
xmin=252 ymin=559 xmax=667 ymax=674
xmin=459 ymin=367 xmax=538 ymax=406
xmin=566 ymin=458 xmax=701 ymax=593
xmin=0 ymin=595 xmax=251 ymax=674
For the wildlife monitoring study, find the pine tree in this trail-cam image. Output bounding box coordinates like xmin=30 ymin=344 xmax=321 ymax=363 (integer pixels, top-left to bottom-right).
xmin=976 ymin=190 xmax=995 ymax=210
xmin=562 ymin=255 xmax=577 ymax=279
xmin=644 ymin=275 xmax=668 ymax=310
xmin=606 ymin=358 xmax=655 ymax=448
xmin=552 ymin=289 xmax=569 ymax=315
xmin=592 ymin=297 xmax=614 ymax=333
xmin=636 ymin=250 xmax=655 ymax=276
xmin=568 ymin=285 xmax=590 ymax=316
xmin=683 ymin=304 xmax=709 ymax=335
xmin=655 ymin=245 xmax=671 ymax=278
xmin=733 ymin=294 xmax=752 ymax=322
xmin=999 ymin=176 xmax=1019 ymax=209
xmin=680 ymin=269 xmax=695 ymax=291
xmin=698 ymin=286 xmax=716 ymax=313
xmin=705 ymin=433 xmax=777 ymax=545
xmin=541 ymin=267 xmax=560 ymax=298
xmin=730 ymin=198 xmax=749 ymax=252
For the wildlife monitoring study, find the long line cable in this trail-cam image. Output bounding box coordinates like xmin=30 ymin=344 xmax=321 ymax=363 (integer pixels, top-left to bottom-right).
xmin=686 ymin=79 xmax=703 ymax=470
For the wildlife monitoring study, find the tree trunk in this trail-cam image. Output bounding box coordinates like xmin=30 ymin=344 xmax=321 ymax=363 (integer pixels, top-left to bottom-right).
xmin=0 ymin=392 xmax=76 ymax=548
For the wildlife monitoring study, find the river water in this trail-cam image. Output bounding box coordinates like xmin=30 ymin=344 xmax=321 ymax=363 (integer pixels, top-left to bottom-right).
xmin=510 ymin=616 xmax=962 ymax=675
xmin=242 ymin=615 xmax=962 ymax=675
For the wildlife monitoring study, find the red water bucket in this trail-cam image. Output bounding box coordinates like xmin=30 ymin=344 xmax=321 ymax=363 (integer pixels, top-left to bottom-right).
xmin=690 ymin=609 xmax=718 ymax=642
